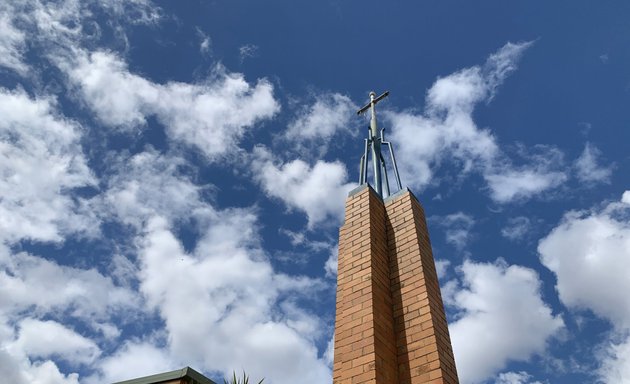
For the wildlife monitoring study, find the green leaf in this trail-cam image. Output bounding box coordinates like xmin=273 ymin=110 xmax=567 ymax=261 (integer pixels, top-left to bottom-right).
xmin=223 ymin=370 xmax=263 ymax=384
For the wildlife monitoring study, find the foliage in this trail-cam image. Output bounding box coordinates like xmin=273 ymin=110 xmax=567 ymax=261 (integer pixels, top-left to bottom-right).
xmin=223 ymin=371 xmax=264 ymax=384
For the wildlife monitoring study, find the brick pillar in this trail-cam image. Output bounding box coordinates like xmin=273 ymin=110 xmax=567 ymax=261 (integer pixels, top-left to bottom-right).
xmin=334 ymin=185 xmax=398 ymax=384
xmin=333 ymin=185 xmax=458 ymax=384
xmin=385 ymin=190 xmax=459 ymax=384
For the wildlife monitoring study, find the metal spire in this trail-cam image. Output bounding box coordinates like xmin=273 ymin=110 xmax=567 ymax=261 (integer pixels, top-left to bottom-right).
xmin=357 ymin=91 xmax=402 ymax=197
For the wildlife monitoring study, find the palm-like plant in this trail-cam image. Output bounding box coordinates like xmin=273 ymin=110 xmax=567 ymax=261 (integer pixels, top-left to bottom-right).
xmin=223 ymin=371 xmax=264 ymax=384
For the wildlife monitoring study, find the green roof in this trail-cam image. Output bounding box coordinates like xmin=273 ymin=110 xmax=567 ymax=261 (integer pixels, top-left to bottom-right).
xmin=112 ymin=366 xmax=217 ymax=384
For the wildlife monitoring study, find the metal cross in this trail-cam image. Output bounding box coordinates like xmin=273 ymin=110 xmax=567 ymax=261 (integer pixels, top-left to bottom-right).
xmin=357 ymin=91 xmax=402 ymax=197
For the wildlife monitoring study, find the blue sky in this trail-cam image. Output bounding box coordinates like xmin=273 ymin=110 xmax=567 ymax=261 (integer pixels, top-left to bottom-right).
xmin=1 ymin=1 xmax=629 ymax=383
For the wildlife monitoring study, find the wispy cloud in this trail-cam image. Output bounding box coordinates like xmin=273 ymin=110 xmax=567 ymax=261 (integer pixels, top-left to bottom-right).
xmin=388 ymin=41 xmax=571 ymax=204
xmin=324 ymin=247 xmax=338 ymax=277
xmin=495 ymin=371 xmax=543 ymax=384
xmin=284 ymin=93 xmax=357 ymax=155
xmin=0 ymin=12 xmax=27 ymax=75
xmin=574 ymin=142 xmax=614 ymax=184
xmin=197 ymin=28 xmax=212 ymax=56
xmin=501 ymin=216 xmax=532 ymax=241
xmin=485 ymin=169 xmax=566 ymax=203
xmin=432 ymin=212 xmax=475 ymax=250
xmin=239 ymin=44 xmax=259 ymax=62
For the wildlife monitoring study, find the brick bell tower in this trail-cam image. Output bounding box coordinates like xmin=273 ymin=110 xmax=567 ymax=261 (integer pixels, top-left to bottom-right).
xmin=333 ymin=92 xmax=459 ymax=384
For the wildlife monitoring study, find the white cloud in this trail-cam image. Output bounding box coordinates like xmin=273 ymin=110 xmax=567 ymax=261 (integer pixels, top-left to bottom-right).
xmin=94 ymin=149 xmax=332 ymax=384
xmin=0 ymin=88 xmax=97 ymax=243
xmin=0 ymin=239 xmax=133 ymax=382
xmin=0 ymin=350 xmax=27 ymax=383
xmin=323 ymin=335 xmax=334 ymax=367
xmin=483 ymin=41 xmax=534 ymax=100
xmin=574 ymin=142 xmax=613 ymax=184
xmin=155 ymin=71 xmax=279 ymax=160
xmin=134 ymin=215 xmax=331 ymax=384
xmin=599 ymin=335 xmax=630 ymax=384
xmin=623 ymin=191 xmax=630 ymax=205
xmin=495 ymin=371 xmax=542 ymax=384
xmin=448 ymin=259 xmax=563 ymax=384
xmin=485 ymin=145 xmax=567 ymax=203
xmin=0 ymin=0 xmax=158 ymax=71
xmin=253 ymin=147 xmax=357 ymax=228
xmin=14 ymin=359 xmax=80 ymax=384
xmin=539 ymin=193 xmax=630 ymax=383
xmin=390 ymin=42 xmax=532 ymax=189
xmin=0 ymin=5 xmax=591 ymax=384
xmin=501 ymin=216 xmax=532 ymax=241
xmin=62 ymin=50 xmax=279 ymax=160
xmin=285 ymin=93 xmax=357 ymax=145
xmin=10 ymin=319 xmax=100 ymax=365
xmin=538 ymin=194 xmax=630 ymax=329
xmin=89 ymin=341 xmax=176 ymax=384
xmin=201 ymin=37 xmax=212 ymax=54
xmin=109 ymin=253 xmax=139 ymax=287
xmin=388 ymin=96 xmax=497 ymax=189
xmin=426 ymin=40 xmax=533 ymax=115
xmin=67 ymin=51 xmax=158 ymax=129
xmin=485 ymin=169 xmax=566 ymax=203
xmin=1 ymin=2 xmax=330 ymax=384
xmin=102 ymin=149 xmax=204 ymax=229
xmin=0 ymin=247 xmax=138 ymax=322
xmin=0 ymin=309 xmax=92 ymax=384
xmin=388 ymin=41 xmax=569 ymax=203
xmin=98 ymin=0 xmax=160 ymax=25
xmin=435 ymin=259 xmax=451 ymax=280
xmin=324 ymin=247 xmax=338 ymax=277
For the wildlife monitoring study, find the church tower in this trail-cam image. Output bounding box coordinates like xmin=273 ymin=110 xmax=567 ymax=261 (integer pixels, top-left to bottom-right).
xmin=333 ymin=92 xmax=459 ymax=384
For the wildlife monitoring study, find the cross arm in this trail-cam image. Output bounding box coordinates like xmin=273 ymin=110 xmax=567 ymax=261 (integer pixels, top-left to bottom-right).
xmin=357 ymin=91 xmax=390 ymax=115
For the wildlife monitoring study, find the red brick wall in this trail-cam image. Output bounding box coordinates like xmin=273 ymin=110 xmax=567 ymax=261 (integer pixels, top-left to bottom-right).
xmin=333 ymin=185 xmax=458 ymax=384
xmin=334 ymin=186 xmax=398 ymax=384
xmin=385 ymin=190 xmax=459 ymax=384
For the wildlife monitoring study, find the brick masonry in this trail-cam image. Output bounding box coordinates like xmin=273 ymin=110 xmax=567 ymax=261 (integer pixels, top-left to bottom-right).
xmin=333 ymin=185 xmax=459 ymax=384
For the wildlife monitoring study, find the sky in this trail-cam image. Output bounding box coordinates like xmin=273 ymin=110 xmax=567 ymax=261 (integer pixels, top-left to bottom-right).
xmin=0 ymin=1 xmax=629 ymax=384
